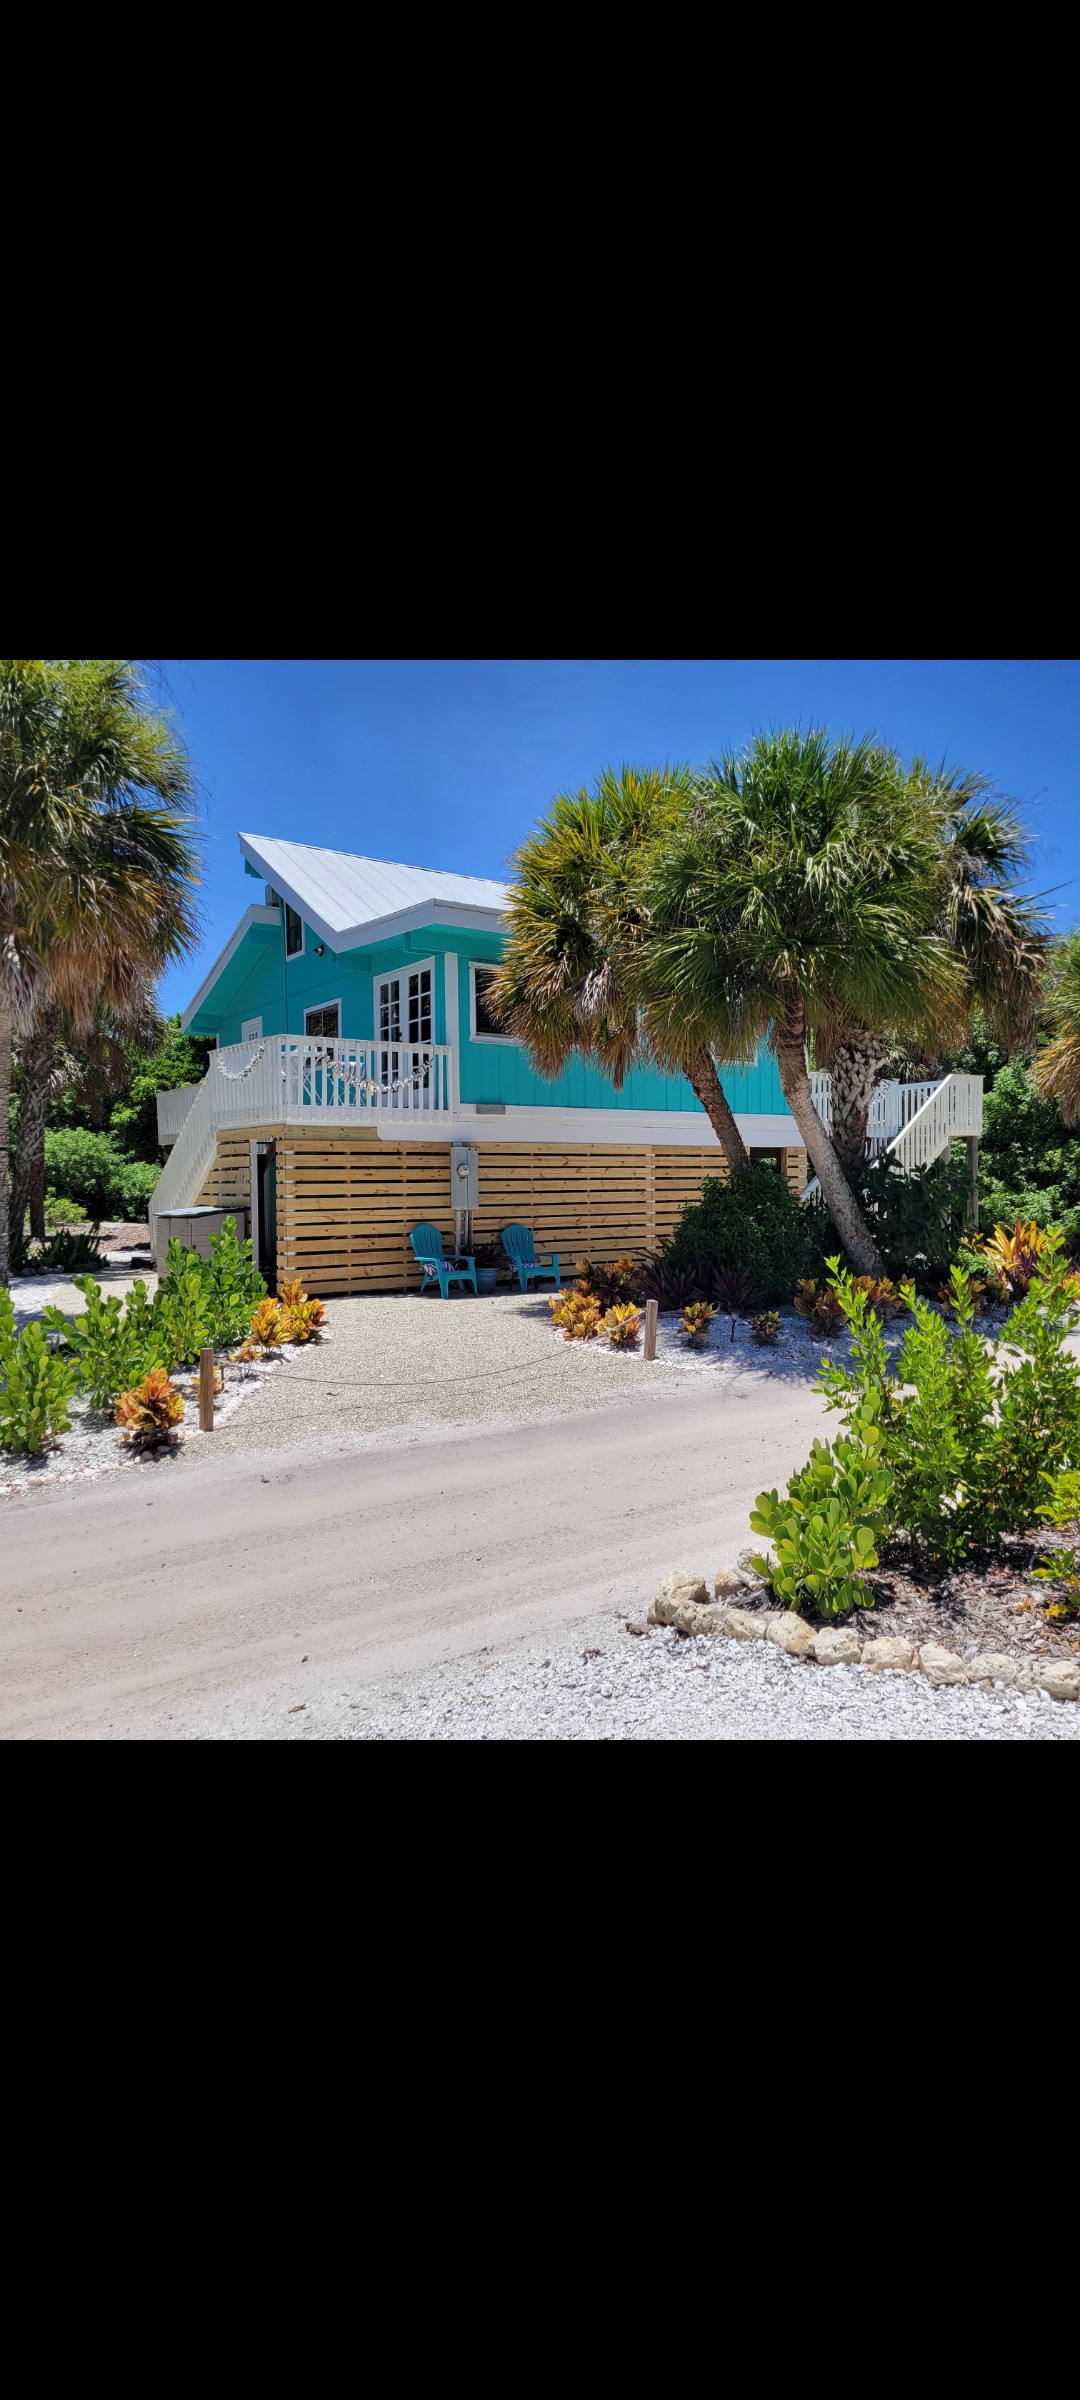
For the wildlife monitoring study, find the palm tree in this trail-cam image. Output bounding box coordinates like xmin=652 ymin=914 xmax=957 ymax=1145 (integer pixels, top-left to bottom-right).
xmin=489 ymin=766 xmax=753 ymax=1172
xmin=819 ymin=769 xmax=1046 ymax=1171
xmin=637 ymin=730 xmax=958 ymax=1276
xmin=1032 ymin=931 xmax=1080 ymax=1121
xmin=0 ymin=659 xmax=198 ymax=1284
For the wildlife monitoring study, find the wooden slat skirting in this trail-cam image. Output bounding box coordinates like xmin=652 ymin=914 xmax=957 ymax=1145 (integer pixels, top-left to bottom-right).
xmin=194 ymin=1130 xmax=807 ymax=1294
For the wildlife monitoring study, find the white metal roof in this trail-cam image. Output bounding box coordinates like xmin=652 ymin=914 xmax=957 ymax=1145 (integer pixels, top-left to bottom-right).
xmin=238 ymin=833 xmax=509 ymax=950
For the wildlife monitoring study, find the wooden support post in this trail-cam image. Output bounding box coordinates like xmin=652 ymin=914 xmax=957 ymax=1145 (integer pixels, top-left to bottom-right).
xmin=199 ymin=1346 xmax=215 ymax=1431
xmin=966 ymin=1136 xmax=979 ymax=1231
xmin=644 ymin=1297 xmax=658 ymax=1362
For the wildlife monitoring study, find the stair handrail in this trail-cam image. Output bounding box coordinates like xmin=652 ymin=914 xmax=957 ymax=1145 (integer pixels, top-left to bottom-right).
xmin=148 ymin=1071 xmax=217 ymax=1240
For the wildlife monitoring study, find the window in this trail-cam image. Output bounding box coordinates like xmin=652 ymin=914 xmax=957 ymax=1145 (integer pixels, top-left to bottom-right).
xmin=285 ymin=904 xmax=304 ymax=958
xmin=304 ymin=1004 xmax=340 ymax=1038
xmin=407 ymin=967 xmax=432 ymax=1045
xmin=377 ymin=965 xmax=432 ymax=1047
xmin=470 ymin=962 xmax=513 ymax=1041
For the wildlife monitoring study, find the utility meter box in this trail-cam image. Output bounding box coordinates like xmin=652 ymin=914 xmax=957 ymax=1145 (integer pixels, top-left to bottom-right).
xmin=450 ymin=1143 xmax=479 ymax=1213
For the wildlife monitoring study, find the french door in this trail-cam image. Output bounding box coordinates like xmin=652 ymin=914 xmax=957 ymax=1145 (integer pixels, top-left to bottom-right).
xmin=377 ymin=963 xmax=433 ymax=1089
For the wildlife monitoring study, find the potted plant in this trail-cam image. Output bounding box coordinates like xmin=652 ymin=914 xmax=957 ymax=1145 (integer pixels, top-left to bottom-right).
xmin=461 ymin=1239 xmax=502 ymax=1293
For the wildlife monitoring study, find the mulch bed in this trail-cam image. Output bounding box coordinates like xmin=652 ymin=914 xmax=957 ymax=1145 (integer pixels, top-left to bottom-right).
xmin=740 ymin=1529 xmax=1080 ymax=1662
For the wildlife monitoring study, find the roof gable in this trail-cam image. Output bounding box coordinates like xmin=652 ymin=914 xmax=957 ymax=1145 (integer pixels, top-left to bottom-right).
xmin=238 ymin=833 xmax=509 ymax=949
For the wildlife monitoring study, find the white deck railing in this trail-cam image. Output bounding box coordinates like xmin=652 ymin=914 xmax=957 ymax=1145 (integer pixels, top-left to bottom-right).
xmin=155 ymin=1083 xmax=200 ymax=1146
xmin=803 ymin=1071 xmax=982 ymax=1199
xmin=210 ymin=1037 xmax=455 ymax=1127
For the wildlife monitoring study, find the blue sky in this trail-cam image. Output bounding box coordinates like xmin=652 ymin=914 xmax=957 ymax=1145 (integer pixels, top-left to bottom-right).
xmin=157 ymin=659 xmax=1080 ymax=1019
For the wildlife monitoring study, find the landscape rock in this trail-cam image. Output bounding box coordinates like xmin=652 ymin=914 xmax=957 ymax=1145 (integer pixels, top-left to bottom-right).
xmin=648 ymin=1571 xmax=709 ymax=1626
xmin=919 ymin=1642 xmax=969 ymax=1687
xmin=736 ymin=1546 xmax=772 ymax=1581
xmin=812 ymin=1627 xmax=862 ymax=1666
xmin=714 ymin=1565 xmax=754 ymax=1595
xmin=672 ymin=1599 xmax=727 ymax=1636
xmin=725 ymin=1606 xmax=770 ymax=1642
xmin=1033 ymin=1659 xmax=1080 ymax=1703
xmin=860 ymin=1636 xmax=918 ymax=1673
xmin=767 ymin=1614 xmax=816 ymax=1657
xmin=967 ymin=1652 xmax=1019 ymax=1687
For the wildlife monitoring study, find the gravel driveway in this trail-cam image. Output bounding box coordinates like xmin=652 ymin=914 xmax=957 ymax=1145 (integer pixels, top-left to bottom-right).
xmin=152 ymin=1606 xmax=1080 ymax=1741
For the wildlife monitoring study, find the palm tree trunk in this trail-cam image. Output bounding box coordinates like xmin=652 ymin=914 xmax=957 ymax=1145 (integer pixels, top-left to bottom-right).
xmin=0 ymin=994 xmax=13 ymax=1286
xmin=12 ymin=1020 xmax=55 ymax=1242
xmin=774 ymin=1004 xmax=885 ymax=1276
xmin=686 ymin=1048 xmax=752 ymax=1174
xmin=829 ymin=1032 xmax=892 ymax=1175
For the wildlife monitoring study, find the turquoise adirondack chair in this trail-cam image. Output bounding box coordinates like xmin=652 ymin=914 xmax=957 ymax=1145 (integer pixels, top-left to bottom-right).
xmin=409 ymin=1222 xmax=478 ymax=1299
xmin=502 ymin=1222 xmax=561 ymax=1294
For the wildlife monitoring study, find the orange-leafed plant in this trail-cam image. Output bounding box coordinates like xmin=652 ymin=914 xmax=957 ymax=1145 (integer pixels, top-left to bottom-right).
xmin=115 ymin=1367 xmax=185 ymax=1448
xmin=551 ymin=1291 xmax=601 ymax=1341
xmin=278 ymin=1278 xmax=327 ymax=1343
xmin=249 ymin=1297 xmax=286 ymax=1350
xmin=849 ymin=1274 xmax=908 ymax=1322
xmin=793 ymin=1279 xmax=847 ymax=1335
xmin=975 ymin=1218 xmax=1050 ymax=1301
xmin=600 ymin=1302 xmax=642 ymax=1349
xmin=680 ymin=1300 xmax=716 ymax=1348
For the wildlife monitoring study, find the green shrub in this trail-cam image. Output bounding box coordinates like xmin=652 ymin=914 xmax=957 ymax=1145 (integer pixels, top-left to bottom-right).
xmin=43 ymin=1275 xmax=168 ymax=1408
xmin=41 ymin=1219 xmax=267 ymax=1397
xmin=664 ymin=1165 xmax=808 ymax=1305
xmin=203 ymin=1215 xmax=266 ymax=1346
xmin=115 ymin=1158 xmax=159 ymax=1218
xmin=0 ymin=1290 xmax=79 ymax=1455
xmin=153 ymin=1245 xmax=214 ymax=1366
xmin=750 ymin=1396 xmax=891 ymax=1617
xmin=44 ymin=1194 xmax=88 ymax=1228
xmin=40 ymin=1130 xmax=159 ymax=1221
xmin=816 ymin=1242 xmax=1080 ymax=1562
xmin=42 ymin=1129 xmax=127 ymax=1220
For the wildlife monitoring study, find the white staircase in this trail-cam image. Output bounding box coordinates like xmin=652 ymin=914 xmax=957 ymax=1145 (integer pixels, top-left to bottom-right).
xmin=802 ymin=1073 xmax=983 ymax=1203
xmin=148 ymin=1072 xmax=217 ymax=1243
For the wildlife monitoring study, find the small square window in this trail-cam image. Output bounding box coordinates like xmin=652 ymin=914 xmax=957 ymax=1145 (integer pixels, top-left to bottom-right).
xmin=472 ymin=965 xmax=505 ymax=1038
xmin=285 ymin=905 xmax=304 ymax=958
xmin=305 ymin=1005 xmax=340 ymax=1038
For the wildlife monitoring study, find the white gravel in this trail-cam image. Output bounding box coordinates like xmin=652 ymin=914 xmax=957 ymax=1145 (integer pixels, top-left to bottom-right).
xmin=158 ymin=1607 xmax=1080 ymax=1742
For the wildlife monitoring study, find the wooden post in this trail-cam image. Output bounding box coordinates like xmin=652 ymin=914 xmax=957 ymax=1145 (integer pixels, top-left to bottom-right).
xmin=966 ymin=1136 xmax=979 ymax=1231
xmin=199 ymin=1346 xmax=215 ymax=1431
xmin=644 ymin=1298 xmax=658 ymax=1362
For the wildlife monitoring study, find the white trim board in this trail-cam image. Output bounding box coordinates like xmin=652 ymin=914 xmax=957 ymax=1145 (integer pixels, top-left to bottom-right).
xmin=180 ymin=906 xmax=280 ymax=1030
xmin=374 ymin=1107 xmax=802 ymax=1149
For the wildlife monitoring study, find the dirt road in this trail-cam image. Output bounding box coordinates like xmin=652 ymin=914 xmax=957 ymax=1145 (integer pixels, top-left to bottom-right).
xmin=0 ymin=1382 xmax=822 ymax=1740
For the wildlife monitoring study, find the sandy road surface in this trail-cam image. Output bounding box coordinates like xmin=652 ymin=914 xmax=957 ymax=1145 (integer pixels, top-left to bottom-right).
xmin=0 ymin=1382 xmax=819 ymax=1740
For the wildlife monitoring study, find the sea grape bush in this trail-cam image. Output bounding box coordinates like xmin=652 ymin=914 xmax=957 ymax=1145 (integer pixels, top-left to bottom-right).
xmin=0 ymin=1290 xmax=79 ymax=1455
xmin=750 ymin=1396 xmax=892 ymax=1619
xmin=43 ymin=1218 xmax=268 ymax=1400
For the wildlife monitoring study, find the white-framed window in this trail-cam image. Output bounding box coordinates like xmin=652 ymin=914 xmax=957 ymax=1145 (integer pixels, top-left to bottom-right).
xmin=304 ymin=1002 xmax=340 ymax=1038
xmin=284 ymin=904 xmax=304 ymax=958
xmin=375 ymin=960 xmax=434 ymax=1048
xmin=469 ymin=960 xmax=515 ymax=1042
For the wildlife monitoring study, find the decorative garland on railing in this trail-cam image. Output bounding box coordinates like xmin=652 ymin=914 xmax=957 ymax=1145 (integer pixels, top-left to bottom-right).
xmin=215 ymin=1041 xmax=440 ymax=1099
xmin=215 ymin=1041 xmax=267 ymax=1081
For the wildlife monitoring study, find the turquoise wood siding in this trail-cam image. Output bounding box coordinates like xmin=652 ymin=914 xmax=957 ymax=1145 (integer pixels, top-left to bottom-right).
xmin=196 ymin=910 xmax=789 ymax=1117
xmin=451 ymin=947 xmax=788 ymax=1117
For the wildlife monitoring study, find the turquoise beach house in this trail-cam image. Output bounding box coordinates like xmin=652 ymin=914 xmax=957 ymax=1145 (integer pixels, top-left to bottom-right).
xmin=152 ymin=832 xmax=811 ymax=1292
